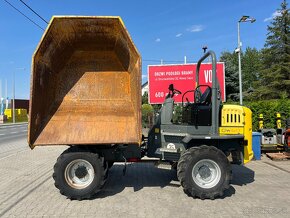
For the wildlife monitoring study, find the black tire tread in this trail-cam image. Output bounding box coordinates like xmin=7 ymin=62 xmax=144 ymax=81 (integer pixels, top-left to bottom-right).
xmin=53 ymin=147 xmax=108 ymax=200
xmin=177 ymin=145 xmax=231 ymax=200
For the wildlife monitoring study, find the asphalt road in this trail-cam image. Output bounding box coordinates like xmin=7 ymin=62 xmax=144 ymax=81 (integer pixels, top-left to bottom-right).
xmin=0 ymin=124 xmax=290 ymax=217
xmin=0 ymin=123 xmax=28 ymax=160
xmin=0 ymin=123 xmax=28 ymax=143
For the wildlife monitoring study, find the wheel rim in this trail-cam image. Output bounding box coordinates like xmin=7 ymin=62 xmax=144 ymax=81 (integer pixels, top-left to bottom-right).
xmin=192 ymin=159 xmax=221 ymax=189
xmin=65 ymin=159 xmax=95 ymax=189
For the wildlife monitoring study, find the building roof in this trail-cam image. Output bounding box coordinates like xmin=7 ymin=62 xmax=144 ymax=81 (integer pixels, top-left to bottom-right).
xmin=142 ymin=81 xmax=148 ymax=88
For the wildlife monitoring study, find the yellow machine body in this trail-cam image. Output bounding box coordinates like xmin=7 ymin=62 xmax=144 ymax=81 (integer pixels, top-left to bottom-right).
xmin=219 ymin=105 xmax=253 ymax=164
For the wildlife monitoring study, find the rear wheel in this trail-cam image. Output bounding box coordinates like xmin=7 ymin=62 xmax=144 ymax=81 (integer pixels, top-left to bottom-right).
xmin=108 ymin=161 xmax=114 ymax=169
xmin=177 ymin=145 xmax=231 ymax=199
xmin=53 ymin=150 xmax=108 ymax=200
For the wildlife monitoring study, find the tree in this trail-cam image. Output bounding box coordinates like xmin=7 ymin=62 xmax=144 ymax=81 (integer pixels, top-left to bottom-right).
xmin=142 ymin=91 xmax=148 ymax=104
xmin=220 ymin=51 xmax=239 ymax=101
xmin=220 ymin=48 xmax=263 ymax=101
xmin=254 ymin=0 xmax=290 ymax=99
xmin=242 ymin=47 xmax=261 ymax=91
xmin=141 ymin=104 xmax=154 ymax=128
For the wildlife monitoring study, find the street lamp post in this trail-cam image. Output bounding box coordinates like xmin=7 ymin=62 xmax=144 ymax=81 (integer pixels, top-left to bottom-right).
xmin=13 ymin=71 xmax=15 ymax=123
xmin=237 ymin=15 xmax=256 ymax=105
xmin=13 ymin=68 xmax=25 ymax=123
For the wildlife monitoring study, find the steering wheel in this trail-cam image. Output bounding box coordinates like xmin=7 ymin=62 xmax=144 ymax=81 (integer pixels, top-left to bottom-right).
xmin=181 ymin=90 xmax=194 ymax=107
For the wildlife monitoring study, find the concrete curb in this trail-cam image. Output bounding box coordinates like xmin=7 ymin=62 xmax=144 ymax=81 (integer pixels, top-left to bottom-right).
xmin=0 ymin=122 xmax=28 ymax=128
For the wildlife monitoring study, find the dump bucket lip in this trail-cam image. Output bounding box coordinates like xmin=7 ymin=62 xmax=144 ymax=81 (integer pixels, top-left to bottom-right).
xmin=28 ymin=16 xmax=142 ymax=149
xmin=32 ymin=15 xmax=140 ymax=60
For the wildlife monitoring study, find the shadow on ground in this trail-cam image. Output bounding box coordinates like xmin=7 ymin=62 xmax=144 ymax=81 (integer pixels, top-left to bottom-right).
xmin=218 ymin=164 xmax=255 ymax=199
xmin=93 ymin=162 xmax=254 ymax=200
xmin=231 ymin=164 xmax=255 ymax=186
xmin=96 ymin=163 xmax=178 ymax=198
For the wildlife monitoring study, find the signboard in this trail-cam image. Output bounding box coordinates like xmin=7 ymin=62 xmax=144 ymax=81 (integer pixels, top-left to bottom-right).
xmin=148 ymin=63 xmax=225 ymax=104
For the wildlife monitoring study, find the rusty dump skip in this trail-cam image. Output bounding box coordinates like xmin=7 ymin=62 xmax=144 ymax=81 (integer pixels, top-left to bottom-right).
xmin=28 ymin=16 xmax=141 ymax=148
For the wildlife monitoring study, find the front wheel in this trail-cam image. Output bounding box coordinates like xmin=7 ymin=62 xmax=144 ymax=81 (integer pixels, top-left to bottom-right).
xmin=53 ymin=150 xmax=108 ymax=200
xmin=177 ymin=145 xmax=231 ymax=199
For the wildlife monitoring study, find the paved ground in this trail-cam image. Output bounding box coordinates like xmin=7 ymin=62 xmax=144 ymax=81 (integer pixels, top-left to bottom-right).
xmin=0 ymin=125 xmax=290 ymax=218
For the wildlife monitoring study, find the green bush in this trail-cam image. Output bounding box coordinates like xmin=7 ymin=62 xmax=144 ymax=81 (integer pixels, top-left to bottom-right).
xmin=142 ymin=104 xmax=154 ymax=128
xmin=172 ymin=104 xmax=183 ymax=124
xmin=242 ymin=99 xmax=290 ymax=131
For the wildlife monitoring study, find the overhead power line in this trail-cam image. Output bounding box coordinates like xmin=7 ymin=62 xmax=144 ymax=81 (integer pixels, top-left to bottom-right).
xmin=143 ymin=59 xmax=183 ymax=63
xmin=3 ymin=0 xmax=45 ymax=31
xmin=143 ymin=59 xmax=197 ymax=63
xmin=19 ymin=0 xmax=48 ymax=24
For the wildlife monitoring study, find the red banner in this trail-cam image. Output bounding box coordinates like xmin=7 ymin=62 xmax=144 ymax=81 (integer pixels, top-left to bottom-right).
xmin=148 ymin=63 xmax=225 ymax=104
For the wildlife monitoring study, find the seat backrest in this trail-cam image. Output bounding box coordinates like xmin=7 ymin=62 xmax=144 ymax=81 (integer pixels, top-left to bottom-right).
xmin=200 ymin=87 xmax=212 ymax=105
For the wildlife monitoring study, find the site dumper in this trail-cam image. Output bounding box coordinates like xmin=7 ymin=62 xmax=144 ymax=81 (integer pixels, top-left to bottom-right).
xmin=29 ymin=16 xmax=253 ymax=200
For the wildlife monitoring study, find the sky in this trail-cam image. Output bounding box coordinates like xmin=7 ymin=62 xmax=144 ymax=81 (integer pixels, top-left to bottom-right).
xmin=0 ymin=0 xmax=284 ymax=99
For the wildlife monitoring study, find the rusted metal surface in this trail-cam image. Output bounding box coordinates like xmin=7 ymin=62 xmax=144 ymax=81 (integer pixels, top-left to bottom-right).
xmin=28 ymin=16 xmax=141 ymax=148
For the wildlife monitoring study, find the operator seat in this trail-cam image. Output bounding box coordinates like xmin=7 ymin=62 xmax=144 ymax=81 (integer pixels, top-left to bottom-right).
xmin=199 ymin=87 xmax=212 ymax=105
xmin=182 ymin=87 xmax=212 ymax=126
xmin=190 ymin=86 xmax=212 ymax=126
